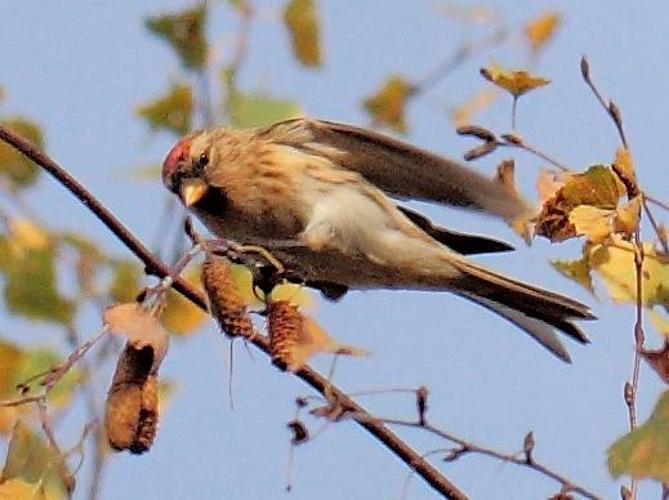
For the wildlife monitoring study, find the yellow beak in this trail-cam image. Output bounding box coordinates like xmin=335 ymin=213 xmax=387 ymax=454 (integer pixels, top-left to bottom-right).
xmin=180 ymin=178 xmax=209 ymax=207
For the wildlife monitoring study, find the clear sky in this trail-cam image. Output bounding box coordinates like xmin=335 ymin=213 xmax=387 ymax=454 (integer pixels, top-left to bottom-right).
xmin=3 ymin=1 xmax=669 ymax=499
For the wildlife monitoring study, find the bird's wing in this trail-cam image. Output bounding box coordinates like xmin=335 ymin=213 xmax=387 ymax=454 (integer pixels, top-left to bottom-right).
xmin=396 ymin=206 xmax=513 ymax=254
xmin=263 ymin=118 xmax=534 ymax=224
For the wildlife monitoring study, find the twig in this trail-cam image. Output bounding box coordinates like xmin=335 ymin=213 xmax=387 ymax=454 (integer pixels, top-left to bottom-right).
xmin=645 ymin=194 xmax=669 ymax=213
xmin=359 ymin=416 xmax=602 ymax=500
xmin=0 ymin=123 xmax=467 ymax=500
xmin=499 ymin=133 xmax=571 ymax=171
xmin=580 ymin=56 xmax=628 ymax=148
xmin=642 ymin=196 xmax=669 ymax=254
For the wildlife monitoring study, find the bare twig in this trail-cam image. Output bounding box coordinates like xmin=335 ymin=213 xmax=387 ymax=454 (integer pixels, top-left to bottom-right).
xmin=499 ymin=133 xmax=571 ymax=171
xmin=642 ymin=196 xmax=669 ymax=254
xmin=0 ymin=123 xmax=467 ymax=500
xmin=580 ymin=55 xmax=628 ymax=148
xmin=358 ymin=416 xmax=602 ymax=500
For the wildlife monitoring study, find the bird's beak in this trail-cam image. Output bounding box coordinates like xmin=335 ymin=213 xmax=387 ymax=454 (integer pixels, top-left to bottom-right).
xmin=180 ymin=178 xmax=209 ymax=207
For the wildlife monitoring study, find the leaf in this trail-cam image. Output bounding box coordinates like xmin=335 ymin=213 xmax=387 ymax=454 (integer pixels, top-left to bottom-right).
xmin=145 ymin=6 xmax=208 ymax=70
xmin=480 ymin=64 xmax=550 ymax=97
xmin=227 ymin=91 xmax=302 ymax=128
xmin=613 ymin=194 xmax=642 ymax=239
xmin=451 ymin=87 xmax=497 ymax=127
xmin=161 ymin=266 xmax=207 ymax=335
xmin=0 ymin=478 xmax=47 ymax=500
xmin=640 ymin=338 xmax=669 ymax=383
xmin=1 ymin=421 xmax=73 ymax=497
xmin=0 ymin=340 xmax=25 ymax=397
xmin=608 ymin=390 xmax=669 ymax=482
xmin=108 ymin=260 xmax=142 ymax=303
xmin=588 ymin=238 xmax=669 ymax=306
xmin=15 ymin=348 xmax=82 ymax=409
xmin=525 ymin=12 xmax=561 ymax=52
xmin=268 ymin=300 xmax=367 ymax=371
xmin=9 ymin=220 xmax=49 ymax=251
xmin=3 ymin=247 xmax=75 ymax=326
xmin=283 ymin=0 xmax=322 ymax=67
xmin=535 ymin=165 xmax=626 ymax=242
xmin=650 ymin=310 xmax=669 ymax=338
xmin=60 ymin=233 xmax=104 ymax=296
xmin=363 ymin=75 xmax=411 ymax=133
xmin=569 ymin=205 xmax=614 ymax=244
xmin=551 ymin=253 xmax=594 ymax=294
xmin=136 ymin=83 xmax=193 ymax=136
xmin=613 ymin=147 xmax=639 ymax=197
xmin=0 ymin=118 xmax=44 ymax=190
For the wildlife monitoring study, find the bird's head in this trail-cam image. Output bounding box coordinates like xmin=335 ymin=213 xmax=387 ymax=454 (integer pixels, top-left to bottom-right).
xmin=161 ymin=131 xmax=211 ymax=207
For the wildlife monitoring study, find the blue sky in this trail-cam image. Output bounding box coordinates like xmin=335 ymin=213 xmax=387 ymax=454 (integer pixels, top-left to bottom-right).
xmin=3 ymin=1 xmax=669 ymax=499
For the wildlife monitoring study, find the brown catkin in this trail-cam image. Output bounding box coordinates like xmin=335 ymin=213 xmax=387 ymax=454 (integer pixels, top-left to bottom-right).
xmin=201 ymin=254 xmax=254 ymax=338
xmin=105 ymin=344 xmax=159 ymax=454
xmin=267 ymin=300 xmax=303 ymax=371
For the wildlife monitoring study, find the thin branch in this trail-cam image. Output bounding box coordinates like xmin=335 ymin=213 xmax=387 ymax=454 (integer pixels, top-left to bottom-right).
xmin=359 ymin=416 xmax=602 ymax=500
xmin=645 ymin=194 xmax=669 ymax=213
xmin=0 ymin=123 xmax=467 ymax=500
xmin=642 ymin=196 xmax=669 ymax=254
xmin=580 ymin=55 xmax=628 ymax=148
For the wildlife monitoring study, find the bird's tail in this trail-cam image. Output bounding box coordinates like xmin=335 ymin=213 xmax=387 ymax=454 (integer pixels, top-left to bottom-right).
xmin=445 ymin=256 xmax=595 ymax=362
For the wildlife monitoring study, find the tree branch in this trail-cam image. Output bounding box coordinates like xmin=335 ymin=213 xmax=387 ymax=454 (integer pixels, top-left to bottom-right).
xmin=0 ymin=123 xmax=467 ymax=500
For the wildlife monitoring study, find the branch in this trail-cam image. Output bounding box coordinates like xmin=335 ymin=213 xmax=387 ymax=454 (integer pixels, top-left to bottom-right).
xmin=0 ymin=123 xmax=467 ymax=500
xmin=361 ymin=416 xmax=602 ymax=500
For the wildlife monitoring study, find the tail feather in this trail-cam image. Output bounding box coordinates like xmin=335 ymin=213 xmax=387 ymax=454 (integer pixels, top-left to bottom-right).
xmin=450 ymin=257 xmax=594 ymax=362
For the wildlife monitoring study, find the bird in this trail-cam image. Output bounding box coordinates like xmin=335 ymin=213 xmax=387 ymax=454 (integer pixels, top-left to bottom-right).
xmin=161 ymin=117 xmax=595 ymax=362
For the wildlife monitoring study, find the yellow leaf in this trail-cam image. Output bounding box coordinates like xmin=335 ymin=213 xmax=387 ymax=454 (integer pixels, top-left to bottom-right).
xmin=363 ymin=75 xmax=411 ymax=133
xmin=525 ymin=12 xmax=561 ymax=52
xmin=588 ymin=237 xmax=669 ymax=306
xmin=0 ymin=479 xmax=47 ymax=500
xmin=161 ymin=266 xmax=207 ymax=335
xmin=481 ymin=64 xmax=550 ymax=97
xmin=9 ymin=220 xmax=49 ymax=251
xmin=451 ymin=87 xmax=497 ymax=127
xmin=608 ymin=390 xmax=669 ymax=482
xmin=535 ymin=165 xmax=625 ymax=242
xmin=613 ymin=147 xmax=639 ymax=196
xmin=569 ymin=205 xmax=614 ymax=243
xmin=650 ymin=310 xmax=669 ymax=338
xmin=614 ymin=194 xmax=642 ymax=238
xmin=283 ymin=0 xmax=322 ymax=67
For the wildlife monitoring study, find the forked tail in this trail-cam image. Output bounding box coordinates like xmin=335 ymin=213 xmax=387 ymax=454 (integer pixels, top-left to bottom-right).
xmin=449 ymin=257 xmax=595 ymax=362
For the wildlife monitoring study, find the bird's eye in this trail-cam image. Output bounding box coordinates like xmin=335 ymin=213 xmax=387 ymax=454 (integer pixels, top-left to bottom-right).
xmin=197 ymin=152 xmax=209 ymax=168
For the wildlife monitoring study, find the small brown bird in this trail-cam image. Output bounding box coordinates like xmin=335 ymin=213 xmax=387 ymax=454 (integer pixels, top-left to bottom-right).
xmin=162 ymin=118 xmax=594 ymax=362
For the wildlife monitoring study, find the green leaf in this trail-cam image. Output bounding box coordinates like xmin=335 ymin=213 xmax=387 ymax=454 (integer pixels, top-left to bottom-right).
xmin=0 ymin=118 xmax=44 ymax=189
xmin=108 ymin=260 xmax=142 ymax=303
xmin=145 ymin=6 xmax=208 ymax=70
xmin=1 ymin=422 xmax=73 ymax=498
xmin=4 ymin=247 xmax=74 ymax=325
xmin=137 ymin=83 xmax=193 ymax=136
xmin=551 ymin=252 xmax=594 ymax=294
xmin=228 ymin=91 xmax=301 ymax=128
xmin=608 ymin=390 xmax=669 ymax=482
xmin=283 ymin=0 xmax=322 ymax=67
xmin=363 ymin=75 xmax=411 ymax=133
